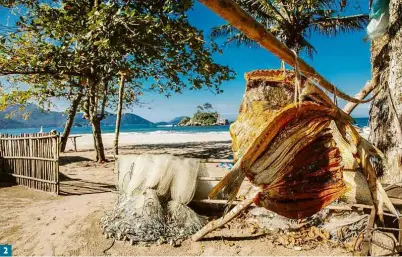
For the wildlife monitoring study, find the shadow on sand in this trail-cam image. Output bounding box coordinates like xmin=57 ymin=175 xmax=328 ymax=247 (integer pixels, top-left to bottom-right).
xmin=59 ymin=172 xmax=116 ymax=196
xmin=120 ymin=140 xmax=233 ymax=159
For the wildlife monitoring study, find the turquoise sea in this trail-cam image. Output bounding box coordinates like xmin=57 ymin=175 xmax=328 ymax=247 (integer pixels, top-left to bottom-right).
xmin=0 ymin=117 xmax=369 ymax=135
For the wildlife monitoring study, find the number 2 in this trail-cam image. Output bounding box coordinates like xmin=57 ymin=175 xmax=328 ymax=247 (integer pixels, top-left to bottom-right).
xmin=3 ymin=247 xmax=8 ymax=255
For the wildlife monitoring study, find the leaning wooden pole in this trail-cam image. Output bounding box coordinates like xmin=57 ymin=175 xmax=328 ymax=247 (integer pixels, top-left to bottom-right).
xmin=199 ymin=0 xmax=369 ymax=104
xmin=343 ymin=77 xmax=378 ymax=114
xmin=114 ymin=73 xmax=126 ymax=156
xmin=192 ymin=198 xmax=254 ymax=241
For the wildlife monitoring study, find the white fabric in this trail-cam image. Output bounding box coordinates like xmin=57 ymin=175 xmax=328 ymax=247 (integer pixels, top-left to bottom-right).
xmin=116 ymin=154 xmax=202 ymax=203
xmin=367 ymin=12 xmax=390 ymax=40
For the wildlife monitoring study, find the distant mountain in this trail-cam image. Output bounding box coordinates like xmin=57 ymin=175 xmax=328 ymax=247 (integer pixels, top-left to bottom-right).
xmin=155 ymin=116 xmax=188 ymax=126
xmin=101 ymin=112 xmax=153 ymax=126
xmin=0 ymin=104 xmax=66 ymax=129
xmin=0 ymin=104 xmax=153 ymax=129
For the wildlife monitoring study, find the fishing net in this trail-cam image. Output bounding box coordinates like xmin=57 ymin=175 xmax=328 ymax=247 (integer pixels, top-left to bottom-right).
xmin=101 ymin=154 xmax=206 ymax=244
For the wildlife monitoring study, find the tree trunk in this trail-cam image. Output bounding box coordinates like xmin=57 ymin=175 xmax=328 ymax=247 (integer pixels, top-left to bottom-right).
xmin=114 ymin=75 xmax=125 ymax=156
xmin=88 ymin=78 xmax=107 ymax=163
xmin=60 ymin=92 xmax=83 ymax=152
xmin=91 ymin=117 xmax=105 ymax=162
xmin=369 ymin=0 xmax=402 ymax=183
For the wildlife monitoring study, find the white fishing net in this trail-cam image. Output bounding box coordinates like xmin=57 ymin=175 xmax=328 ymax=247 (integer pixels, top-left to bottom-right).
xmin=101 ymin=154 xmax=206 ymax=244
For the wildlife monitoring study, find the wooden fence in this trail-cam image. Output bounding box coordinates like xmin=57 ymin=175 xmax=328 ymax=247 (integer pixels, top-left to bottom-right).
xmin=0 ymin=132 xmax=60 ymax=194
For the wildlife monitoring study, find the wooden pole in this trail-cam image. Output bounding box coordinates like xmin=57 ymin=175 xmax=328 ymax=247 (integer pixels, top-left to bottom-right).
xmin=199 ymin=0 xmax=370 ymax=104
xmin=192 ymin=197 xmax=254 ymax=241
xmin=114 ymin=73 xmax=126 ymax=156
xmin=343 ymin=80 xmax=377 ymax=114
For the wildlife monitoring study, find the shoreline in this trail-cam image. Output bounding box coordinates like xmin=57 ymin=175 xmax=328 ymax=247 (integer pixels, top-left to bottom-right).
xmin=64 ymin=131 xmax=232 ymax=151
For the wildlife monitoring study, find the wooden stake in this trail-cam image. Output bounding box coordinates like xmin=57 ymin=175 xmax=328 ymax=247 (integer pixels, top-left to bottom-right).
xmin=114 ymin=73 xmax=126 ymax=156
xmin=192 ymin=197 xmax=254 ymax=241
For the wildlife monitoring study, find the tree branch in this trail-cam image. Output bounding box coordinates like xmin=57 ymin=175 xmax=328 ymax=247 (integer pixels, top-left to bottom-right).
xmin=0 ymin=69 xmax=86 ymax=77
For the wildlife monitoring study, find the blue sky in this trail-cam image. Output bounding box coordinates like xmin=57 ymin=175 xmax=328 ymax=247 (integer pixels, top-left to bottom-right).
xmin=132 ymin=1 xmax=372 ymax=122
xmin=0 ymin=1 xmax=372 ymax=122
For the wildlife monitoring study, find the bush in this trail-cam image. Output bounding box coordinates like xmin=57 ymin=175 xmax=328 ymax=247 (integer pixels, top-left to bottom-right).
xmin=178 ymin=117 xmax=190 ymax=126
xmin=192 ymin=110 xmax=218 ymax=125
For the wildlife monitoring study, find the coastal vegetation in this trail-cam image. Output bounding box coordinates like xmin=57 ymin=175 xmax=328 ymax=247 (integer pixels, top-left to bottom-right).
xmin=0 ymin=0 xmax=234 ymax=161
xmin=211 ymin=0 xmax=369 ymax=56
xmin=0 ymin=104 xmax=153 ymax=129
xmin=178 ymin=103 xmax=229 ymax=126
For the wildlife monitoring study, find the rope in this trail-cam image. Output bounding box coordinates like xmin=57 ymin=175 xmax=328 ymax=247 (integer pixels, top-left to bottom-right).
xmin=102 ymin=239 xmax=115 ymax=255
xmin=333 ymin=86 xmax=338 ymax=107
xmin=291 ymin=50 xmax=302 ymax=105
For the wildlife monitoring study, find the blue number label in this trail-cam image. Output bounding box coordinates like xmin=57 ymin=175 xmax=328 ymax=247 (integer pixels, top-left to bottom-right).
xmin=0 ymin=245 xmax=12 ymax=256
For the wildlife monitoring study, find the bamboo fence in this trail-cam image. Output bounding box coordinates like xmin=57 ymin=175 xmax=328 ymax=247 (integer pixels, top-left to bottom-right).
xmin=0 ymin=132 xmax=60 ymax=194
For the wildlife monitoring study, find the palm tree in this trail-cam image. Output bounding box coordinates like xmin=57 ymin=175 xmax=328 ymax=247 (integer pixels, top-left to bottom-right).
xmin=211 ymin=0 xmax=368 ymax=58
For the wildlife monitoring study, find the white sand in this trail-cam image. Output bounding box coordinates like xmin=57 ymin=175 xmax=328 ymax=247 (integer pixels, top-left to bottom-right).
xmin=64 ymin=131 xmax=231 ymax=151
xmin=64 ymin=128 xmax=370 ymax=152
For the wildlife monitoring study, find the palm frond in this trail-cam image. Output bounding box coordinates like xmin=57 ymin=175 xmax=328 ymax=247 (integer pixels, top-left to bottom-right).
xmin=211 ymin=23 xmax=259 ymax=48
xmin=312 ymin=14 xmax=369 ymax=36
xmin=235 ymin=0 xmax=281 ymax=26
xmin=224 ymin=32 xmax=260 ymax=48
xmin=299 ymin=37 xmax=317 ymax=59
xmin=211 ymin=0 xmax=368 ymax=58
xmin=211 ymin=24 xmax=239 ymax=39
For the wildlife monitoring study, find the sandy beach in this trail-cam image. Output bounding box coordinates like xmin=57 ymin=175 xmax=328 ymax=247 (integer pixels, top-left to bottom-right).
xmin=64 ymin=131 xmax=232 ymax=152
xmin=0 ymin=135 xmax=351 ymax=256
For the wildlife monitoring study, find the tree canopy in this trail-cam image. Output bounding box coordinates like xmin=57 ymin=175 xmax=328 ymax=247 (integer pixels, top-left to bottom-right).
xmin=0 ymin=0 xmax=235 ymax=161
xmin=211 ymin=0 xmax=369 ymax=57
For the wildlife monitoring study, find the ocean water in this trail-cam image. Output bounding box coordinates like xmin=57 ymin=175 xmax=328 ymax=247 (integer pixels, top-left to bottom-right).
xmin=0 ymin=117 xmax=369 ymax=135
xmin=353 ymin=117 xmax=370 ymax=128
xmin=0 ymin=124 xmax=231 ymax=135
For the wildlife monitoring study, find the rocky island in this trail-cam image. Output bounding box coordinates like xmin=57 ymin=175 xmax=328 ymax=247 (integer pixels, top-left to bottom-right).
xmin=177 ymin=103 xmax=229 ymax=126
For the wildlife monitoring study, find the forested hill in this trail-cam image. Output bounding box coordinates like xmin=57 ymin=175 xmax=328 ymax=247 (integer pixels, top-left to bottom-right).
xmin=0 ymin=104 xmax=153 ymax=129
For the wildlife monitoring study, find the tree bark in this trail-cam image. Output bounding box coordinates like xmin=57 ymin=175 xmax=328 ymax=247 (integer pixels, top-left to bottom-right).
xmin=369 ymin=0 xmax=402 ymax=183
xmin=114 ymin=74 xmax=125 ymax=156
xmin=88 ymin=78 xmax=107 ymax=162
xmin=60 ymin=91 xmax=83 ymax=152
xmin=91 ymin=117 xmax=105 ymax=162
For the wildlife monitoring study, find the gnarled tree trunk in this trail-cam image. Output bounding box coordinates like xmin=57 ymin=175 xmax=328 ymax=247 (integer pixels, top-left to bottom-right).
xmin=60 ymin=91 xmax=83 ymax=152
xmin=369 ymin=0 xmax=402 ymax=183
